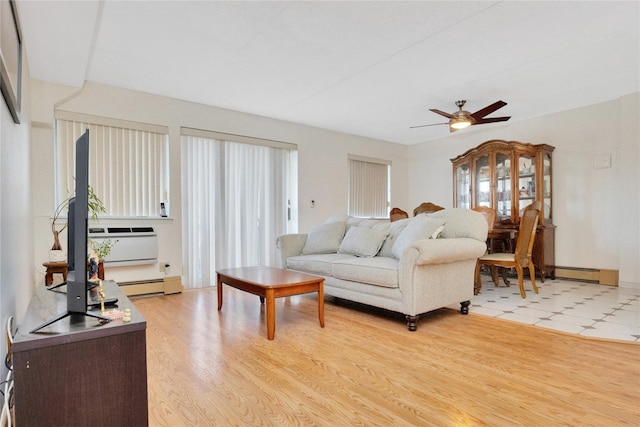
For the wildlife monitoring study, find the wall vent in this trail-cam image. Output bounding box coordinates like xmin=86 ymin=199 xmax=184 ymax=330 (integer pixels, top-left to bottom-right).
xmin=89 ymin=226 xmax=158 ymax=266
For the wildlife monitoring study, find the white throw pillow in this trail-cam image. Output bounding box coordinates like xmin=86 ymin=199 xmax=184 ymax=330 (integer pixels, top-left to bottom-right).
xmin=338 ymin=226 xmax=389 ymax=257
xmin=391 ymin=215 xmax=446 ymax=259
xmin=378 ymin=218 xmax=409 ymax=257
xmin=431 ymin=224 xmax=445 ymax=239
xmin=301 ymin=221 xmax=346 ymax=254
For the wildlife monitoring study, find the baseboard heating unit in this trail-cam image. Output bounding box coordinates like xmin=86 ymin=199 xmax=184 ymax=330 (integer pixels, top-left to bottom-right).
xmin=118 ymin=276 xmax=183 ymax=296
xmin=89 ymin=226 xmax=158 ymax=266
xmin=554 ymin=266 xmax=619 ymax=286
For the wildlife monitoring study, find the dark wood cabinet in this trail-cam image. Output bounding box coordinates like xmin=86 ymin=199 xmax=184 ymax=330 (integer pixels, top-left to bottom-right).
xmin=12 ymin=281 xmax=148 ymax=426
xmin=452 ymin=140 xmax=555 ymax=280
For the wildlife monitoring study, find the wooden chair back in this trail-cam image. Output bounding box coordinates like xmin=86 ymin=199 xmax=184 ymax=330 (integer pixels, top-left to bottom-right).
xmin=389 ymin=207 xmax=409 ymax=222
xmin=514 ymin=203 xmax=540 ymax=266
xmin=472 ymin=206 xmax=496 ymax=230
xmin=413 ymin=202 xmax=444 ymax=217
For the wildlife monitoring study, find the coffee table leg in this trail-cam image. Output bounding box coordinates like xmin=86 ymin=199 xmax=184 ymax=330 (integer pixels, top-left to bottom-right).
xmin=318 ymin=281 xmax=325 ymax=328
xmin=217 ymin=274 xmax=223 ymax=311
xmin=266 ymin=289 xmax=276 ymax=340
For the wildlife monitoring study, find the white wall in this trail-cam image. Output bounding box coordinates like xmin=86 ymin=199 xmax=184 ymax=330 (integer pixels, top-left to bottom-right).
xmin=30 ymin=81 xmax=409 ymax=285
xmin=407 ymin=93 xmax=639 ymax=288
xmin=29 ymin=81 xmax=639 ymax=288
xmin=1 ymin=54 xmax=32 ymax=378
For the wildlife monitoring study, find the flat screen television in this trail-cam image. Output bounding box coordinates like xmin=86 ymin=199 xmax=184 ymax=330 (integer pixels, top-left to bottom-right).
xmin=31 ymin=129 xmax=110 ymax=332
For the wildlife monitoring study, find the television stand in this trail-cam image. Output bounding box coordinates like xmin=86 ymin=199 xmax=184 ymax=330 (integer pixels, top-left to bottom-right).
xmin=12 ymin=280 xmax=148 ymax=426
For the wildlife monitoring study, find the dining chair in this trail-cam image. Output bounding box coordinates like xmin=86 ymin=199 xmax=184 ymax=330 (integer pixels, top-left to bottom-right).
xmin=475 ymin=202 xmax=540 ymax=298
xmin=412 ymin=202 xmax=444 ymax=216
xmin=472 ymin=206 xmax=496 ymax=248
xmin=389 ymin=207 xmax=409 ymax=222
xmin=472 ymin=206 xmax=497 ymax=295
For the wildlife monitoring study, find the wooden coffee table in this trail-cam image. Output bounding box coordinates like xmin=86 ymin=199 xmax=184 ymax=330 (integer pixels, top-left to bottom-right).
xmin=216 ymin=266 xmax=325 ymax=340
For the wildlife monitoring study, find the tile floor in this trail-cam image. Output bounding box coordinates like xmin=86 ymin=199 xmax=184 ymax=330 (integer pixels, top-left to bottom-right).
xmin=470 ymin=274 xmax=640 ymax=342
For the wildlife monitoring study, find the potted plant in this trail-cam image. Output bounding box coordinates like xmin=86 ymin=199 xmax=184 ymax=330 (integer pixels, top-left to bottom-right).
xmin=50 ymin=185 xmax=107 ymax=262
xmin=89 ymin=238 xmax=118 ymax=261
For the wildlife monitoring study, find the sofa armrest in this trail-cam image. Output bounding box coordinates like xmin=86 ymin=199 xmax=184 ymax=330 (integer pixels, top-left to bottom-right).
xmin=406 ymin=238 xmax=487 ymax=265
xmin=276 ymin=234 xmax=308 ymax=267
xmin=398 ymin=238 xmax=488 ymax=316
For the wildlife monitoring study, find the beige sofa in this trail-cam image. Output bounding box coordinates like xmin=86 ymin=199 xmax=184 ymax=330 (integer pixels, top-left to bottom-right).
xmin=276 ymin=209 xmax=488 ymax=330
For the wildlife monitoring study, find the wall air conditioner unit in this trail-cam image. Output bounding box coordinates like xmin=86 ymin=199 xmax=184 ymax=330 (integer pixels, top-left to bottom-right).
xmin=88 ymin=226 xmax=158 ymax=266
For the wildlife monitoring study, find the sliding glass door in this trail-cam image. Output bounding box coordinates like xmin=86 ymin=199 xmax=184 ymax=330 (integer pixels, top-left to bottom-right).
xmin=181 ymin=132 xmax=296 ymax=289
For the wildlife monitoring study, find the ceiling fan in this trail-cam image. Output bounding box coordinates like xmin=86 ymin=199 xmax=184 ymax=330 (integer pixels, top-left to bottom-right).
xmin=411 ymin=100 xmax=510 ymax=132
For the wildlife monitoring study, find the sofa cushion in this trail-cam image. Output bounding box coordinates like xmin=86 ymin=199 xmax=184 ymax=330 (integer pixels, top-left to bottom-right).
xmin=301 ymin=221 xmax=346 ymax=254
xmin=378 ymin=218 xmax=409 ymax=258
xmin=430 ymin=208 xmax=488 ymax=241
xmin=287 ymin=253 xmax=355 ymax=276
xmin=332 ymin=256 xmax=399 ymax=288
xmin=338 ymin=226 xmax=389 ymax=257
xmin=391 ymin=215 xmax=446 ymax=259
xmin=325 ymin=214 xmax=349 ymax=224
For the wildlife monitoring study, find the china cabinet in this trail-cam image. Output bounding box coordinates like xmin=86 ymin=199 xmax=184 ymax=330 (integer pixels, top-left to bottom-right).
xmin=451 ymin=140 xmax=555 ymax=280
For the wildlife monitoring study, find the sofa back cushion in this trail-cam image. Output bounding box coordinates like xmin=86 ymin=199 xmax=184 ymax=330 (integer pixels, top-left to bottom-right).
xmin=338 ymin=226 xmax=389 ymax=257
xmin=301 ymin=221 xmax=346 ymax=254
xmin=430 ymin=208 xmax=488 ymax=241
xmin=378 ymin=218 xmax=409 ymax=257
xmin=391 ymin=215 xmax=446 ymax=259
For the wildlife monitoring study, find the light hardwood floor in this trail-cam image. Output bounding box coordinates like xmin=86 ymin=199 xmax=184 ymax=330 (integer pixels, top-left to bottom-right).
xmin=132 ymin=286 xmax=640 ymax=426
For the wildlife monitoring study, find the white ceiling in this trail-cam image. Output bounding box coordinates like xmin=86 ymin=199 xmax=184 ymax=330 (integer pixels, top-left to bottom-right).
xmin=17 ymin=1 xmax=640 ymax=145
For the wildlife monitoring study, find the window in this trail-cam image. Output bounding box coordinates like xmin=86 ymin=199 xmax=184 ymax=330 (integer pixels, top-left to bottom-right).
xmin=348 ymin=154 xmax=390 ymax=218
xmin=181 ymin=128 xmax=297 ymax=289
xmin=55 ymin=112 xmax=170 ymax=217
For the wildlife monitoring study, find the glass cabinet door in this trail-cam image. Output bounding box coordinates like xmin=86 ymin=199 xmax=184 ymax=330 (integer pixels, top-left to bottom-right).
xmin=495 ymin=152 xmax=511 ymax=221
xmin=542 ymin=152 xmax=552 ymax=221
xmin=475 ymin=154 xmax=490 ymax=207
xmin=455 ymin=162 xmax=471 ymax=209
xmin=517 ymin=154 xmax=537 ymax=215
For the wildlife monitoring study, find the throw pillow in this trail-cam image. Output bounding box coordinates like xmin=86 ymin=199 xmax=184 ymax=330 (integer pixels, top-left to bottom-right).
xmin=338 ymin=226 xmax=389 ymax=257
xmin=391 ymin=215 xmax=446 ymax=259
xmin=431 ymin=224 xmax=445 ymax=239
xmin=301 ymin=221 xmax=346 ymax=254
xmin=325 ymin=214 xmax=350 ymax=224
xmin=378 ymin=218 xmax=409 ymax=257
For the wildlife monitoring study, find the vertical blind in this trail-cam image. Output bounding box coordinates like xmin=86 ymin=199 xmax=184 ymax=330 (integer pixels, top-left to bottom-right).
xmin=55 ymin=113 xmax=169 ymax=217
xmin=348 ymin=155 xmax=391 ymax=218
xmin=181 ymin=129 xmax=297 ymax=289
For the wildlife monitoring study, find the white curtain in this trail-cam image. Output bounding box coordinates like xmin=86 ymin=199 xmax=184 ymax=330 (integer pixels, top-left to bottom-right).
xmin=348 ymin=156 xmax=390 ymax=218
xmin=181 ymin=135 xmax=293 ymax=289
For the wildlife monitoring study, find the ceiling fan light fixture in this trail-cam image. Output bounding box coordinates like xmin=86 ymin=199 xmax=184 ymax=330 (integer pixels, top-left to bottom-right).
xmin=450 ymin=117 xmax=473 ymax=129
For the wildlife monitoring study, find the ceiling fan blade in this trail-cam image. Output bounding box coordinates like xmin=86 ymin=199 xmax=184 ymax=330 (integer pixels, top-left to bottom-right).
xmin=429 ymin=109 xmax=454 ymax=119
xmin=470 ymin=100 xmax=507 ymax=120
xmin=474 ymin=116 xmax=511 ymax=124
xmin=410 ymin=122 xmax=448 ymax=129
